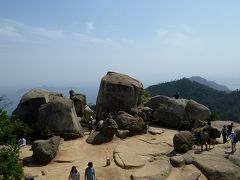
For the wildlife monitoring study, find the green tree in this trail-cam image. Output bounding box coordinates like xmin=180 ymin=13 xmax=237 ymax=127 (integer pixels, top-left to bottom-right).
xmin=140 ymin=90 xmax=151 ymax=106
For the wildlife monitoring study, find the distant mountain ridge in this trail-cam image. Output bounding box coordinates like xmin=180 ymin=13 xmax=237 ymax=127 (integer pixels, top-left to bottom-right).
xmin=146 ymin=78 xmax=240 ymax=121
xmin=189 ymin=76 xmax=231 ymax=92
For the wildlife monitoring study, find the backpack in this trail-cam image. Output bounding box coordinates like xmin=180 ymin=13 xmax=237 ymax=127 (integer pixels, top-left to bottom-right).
xmin=234 ymin=136 xmax=238 ymax=143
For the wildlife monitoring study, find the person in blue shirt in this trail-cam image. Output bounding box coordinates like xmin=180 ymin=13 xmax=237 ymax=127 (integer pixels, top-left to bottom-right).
xmin=85 ymin=162 xmax=95 ymax=180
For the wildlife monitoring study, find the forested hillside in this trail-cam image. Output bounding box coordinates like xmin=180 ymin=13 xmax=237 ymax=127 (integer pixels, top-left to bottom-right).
xmin=146 ymin=78 xmax=240 ymax=122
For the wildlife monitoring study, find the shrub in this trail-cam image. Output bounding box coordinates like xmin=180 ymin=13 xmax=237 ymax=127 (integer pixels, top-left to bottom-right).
xmin=0 ymin=144 xmax=23 ymax=180
xmin=0 ymin=109 xmax=28 ymax=145
xmin=140 ymin=90 xmax=151 ymax=106
xmin=209 ymin=112 xmax=221 ymax=121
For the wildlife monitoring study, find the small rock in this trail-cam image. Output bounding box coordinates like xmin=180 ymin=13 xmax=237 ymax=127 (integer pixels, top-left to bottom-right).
xmin=25 ymin=176 xmax=34 ymax=180
xmin=170 ymin=155 xmax=185 ymax=167
xmin=41 ymin=170 xmax=46 ymax=176
xmin=182 ymin=153 xmax=193 ymax=165
xmin=148 ymin=128 xmax=164 ymax=135
xmin=116 ymin=129 xmax=130 ymax=139
xmin=187 ymin=172 xmax=201 ymax=180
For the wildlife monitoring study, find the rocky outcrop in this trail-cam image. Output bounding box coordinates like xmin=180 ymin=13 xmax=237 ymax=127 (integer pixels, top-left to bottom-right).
xmin=130 ymin=160 xmax=171 ymax=180
xmin=115 ymin=112 xmax=147 ymax=135
xmin=173 ymin=131 xmax=194 ymax=153
xmin=96 ymin=72 xmax=143 ymax=120
xmin=114 ymin=139 xmax=171 ymax=169
xmin=190 ymin=150 xmax=240 ymax=180
xmin=32 ymin=136 xmax=60 ymax=164
xmin=38 ymin=96 xmax=84 ymax=139
xmin=146 ymin=95 xmax=210 ymax=129
xmin=12 ymin=89 xmax=50 ymax=125
xmin=13 ymin=89 xmax=84 ymax=139
xmin=100 ymin=114 xmax=118 ymax=137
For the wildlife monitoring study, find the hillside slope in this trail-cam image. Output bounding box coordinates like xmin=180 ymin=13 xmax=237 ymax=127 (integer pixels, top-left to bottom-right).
xmin=146 ymin=78 xmax=240 ymax=121
xmin=189 ymin=76 xmax=231 ymax=92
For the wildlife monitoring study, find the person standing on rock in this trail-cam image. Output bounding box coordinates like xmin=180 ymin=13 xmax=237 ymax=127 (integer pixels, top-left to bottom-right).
xmin=85 ymin=162 xmax=95 ymax=180
xmin=69 ymin=166 xmax=80 ymax=180
xmin=221 ymin=125 xmax=228 ymax=144
xmin=88 ymin=117 xmax=94 ymax=134
xmin=227 ymin=122 xmax=234 ymax=139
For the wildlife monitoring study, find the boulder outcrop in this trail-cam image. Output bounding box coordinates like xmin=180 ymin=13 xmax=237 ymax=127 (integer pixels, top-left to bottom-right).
xmin=115 ymin=112 xmax=147 ymax=135
xmin=12 ymin=89 xmax=50 ymax=125
xmin=146 ymin=95 xmax=210 ymax=129
xmin=32 ymin=136 xmax=60 ymax=164
xmin=38 ymin=96 xmax=84 ymax=139
xmin=86 ymin=131 xmax=113 ymax=145
xmin=100 ymin=114 xmax=118 ymax=137
xmin=173 ymin=131 xmax=194 ymax=153
xmin=96 ymin=72 xmax=143 ymax=120
xmin=13 ymin=89 xmax=84 ymax=139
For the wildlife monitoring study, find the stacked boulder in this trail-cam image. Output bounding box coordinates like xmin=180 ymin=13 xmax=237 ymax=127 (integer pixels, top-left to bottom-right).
xmin=86 ymin=114 xmax=118 ymax=145
xmin=96 ymin=72 xmax=144 ymax=120
xmin=13 ymin=89 xmax=84 ymax=139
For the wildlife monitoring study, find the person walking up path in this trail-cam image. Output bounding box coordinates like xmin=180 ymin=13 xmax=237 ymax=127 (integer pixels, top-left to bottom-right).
xmin=85 ymin=162 xmax=95 ymax=180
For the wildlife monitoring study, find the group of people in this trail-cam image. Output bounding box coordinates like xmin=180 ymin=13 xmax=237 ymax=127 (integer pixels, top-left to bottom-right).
xmin=221 ymin=122 xmax=238 ymax=153
xmin=69 ymin=162 xmax=95 ymax=180
xmin=192 ymin=120 xmax=239 ymax=153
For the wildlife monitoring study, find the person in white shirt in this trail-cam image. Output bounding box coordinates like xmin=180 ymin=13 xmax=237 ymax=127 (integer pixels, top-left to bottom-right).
xmin=18 ymin=137 xmax=26 ymax=147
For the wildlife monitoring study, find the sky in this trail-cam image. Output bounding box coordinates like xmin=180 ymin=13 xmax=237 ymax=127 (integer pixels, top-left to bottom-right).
xmin=0 ymin=0 xmax=240 ymax=91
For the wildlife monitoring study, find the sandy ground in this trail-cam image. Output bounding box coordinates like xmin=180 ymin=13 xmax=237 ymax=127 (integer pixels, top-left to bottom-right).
xmin=20 ymin=127 xmax=207 ymax=180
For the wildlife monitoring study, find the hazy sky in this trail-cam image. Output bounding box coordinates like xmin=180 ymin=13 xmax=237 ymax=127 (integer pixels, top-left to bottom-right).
xmin=0 ymin=0 xmax=240 ymax=90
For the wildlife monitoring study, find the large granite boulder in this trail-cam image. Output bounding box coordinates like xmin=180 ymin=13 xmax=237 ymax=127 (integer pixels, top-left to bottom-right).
xmin=185 ymin=100 xmax=211 ymax=123
xmin=38 ymin=96 xmax=84 ymax=139
xmin=32 ymin=136 xmax=60 ymax=164
xmin=100 ymin=114 xmax=118 ymax=137
xmin=96 ymin=72 xmax=143 ymax=120
xmin=12 ymin=89 xmax=50 ymax=125
xmin=115 ymin=112 xmax=147 ymax=135
xmin=146 ymin=95 xmax=210 ymax=129
xmin=86 ymin=131 xmax=113 ymax=145
xmin=69 ymin=90 xmax=86 ymax=117
xmin=173 ymin=131 xmax=194 ymax=153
